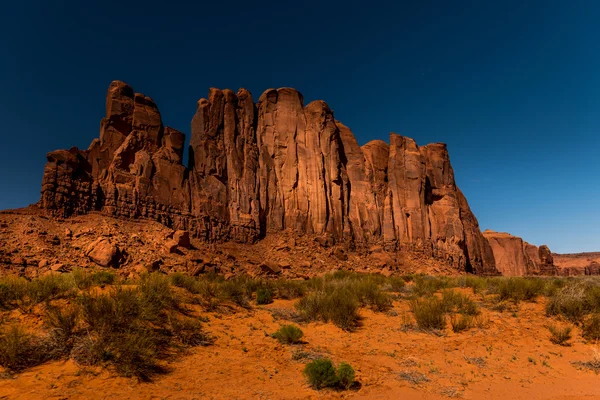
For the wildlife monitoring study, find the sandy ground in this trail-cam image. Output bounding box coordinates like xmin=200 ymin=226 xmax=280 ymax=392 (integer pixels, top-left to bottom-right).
xmin=1 ymin=294 xmax=599 ymax=400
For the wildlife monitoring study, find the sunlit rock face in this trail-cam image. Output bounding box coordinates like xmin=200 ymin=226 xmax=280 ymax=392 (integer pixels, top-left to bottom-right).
xmin=482 ymin=230 xmax=558 ymax=276
xmin=39 ymin=81 xmax=500 ymax=275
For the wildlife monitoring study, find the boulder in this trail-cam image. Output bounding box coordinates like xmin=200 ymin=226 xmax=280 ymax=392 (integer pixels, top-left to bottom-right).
xmin=85 ymin=238 xmax=120 ymax=267
xmin=164 ymin=239 xmax=179 ymax=254
xmin=50 ymin=263 xmax=65 ymax=272
xmin=173 ymin=230 xmax=190 ymax=248
xmin=259 ymin=261 xmax=282 ymax=275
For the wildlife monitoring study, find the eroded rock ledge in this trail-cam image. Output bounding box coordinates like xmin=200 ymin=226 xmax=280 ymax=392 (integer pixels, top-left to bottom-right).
xmin=40 ymin=81 xmax=501 ymax=274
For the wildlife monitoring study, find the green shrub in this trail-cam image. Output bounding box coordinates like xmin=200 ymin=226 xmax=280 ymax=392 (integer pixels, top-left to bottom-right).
xmin=412 ymin=276 xmax=454 ymax=297
xmin=547 ymin=324 xmax=572 ymax=346
xmin=303 ymin=358 xmax=356 ymax=390
xmin=256 ymin=288 xmax=274 ymax=305
xmin=582 ymin=314 xmax=600 ymax=342
xmin=108 ymin=329 xmax=164 ymax=380
xmin=441 ymin=290 xmax=479 ymax=315
xmin=488 ymin=277 xmax=545 ymax=304
xmin=386 ymin=277 xmax=406 ymax=292
xmin=351 ymin=279 xmax=392 ymax=311
xmin=44 ymin=305 xmax=79 ymax=351
xmin=25 ymin=274 xmax=75 ymax=306
xmin=336 ymin=362 xmax=355 ymax=389
xmin=139 ymin=273 xmax=178 ymax=320
xmin=276 ymin=280 xmax=306 ymax=299
xmin=546 ymin=283 xmax=590 ymax=323
xmin=0 ymin=325 xmax=51 ymax=372
xmin=272 ymin=325 xmax=304 ymax=344
xmin=219 ymin=280 xmax=251 ymax=307
xmin=450 ymin=314 xmax=473 ymax=333
xmin=461 ymin=275 xmax=488 ymax=294
xmin=296 ymin=288 xmax=360 ymax=331
xmin=303 ymin=358 xmax=339 ymax=389
xmin=169 ymin=317 xmax=211 ymax=346
xmin=410 ymin=297 xmax=446 ymax=331
xmin=0 ymin=276 xmax=27 ymax=309
xmin=91 ymin=271 xmax=116 ymax=285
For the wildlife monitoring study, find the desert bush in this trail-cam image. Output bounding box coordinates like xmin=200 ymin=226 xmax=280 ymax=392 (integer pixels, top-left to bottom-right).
xmin=139 ymin=273 xmax=179 ymax=320
xmin=336 ymin=362 xmax=355 ymax=389
xmin=272 ymin=324 xmax=304 ymax=344
xmin=461 ymin=275 xmax=488 ymax=294
xmin=256 ymin=288 xmax=274 ymax=305
xmin=386 ymin=277 xmax=406 ymax=292
xmin=91 ymin=271 xmax=116 ymax=285
xmin=169 ymin=316 xmax=211 ymax=346
xmin=76 ymin=283 xmax=208 ymax=380
xmin=410 ymin=297 xmax=446 ymax=331
xmin=441 ymin=290 xmax=479 ymax=315
xmin=296 ymin=289 xmax=360 ymax=330
xmin=352 ymin=279 xmax=392 ymax=311
xmin=488 ymin=277 xmax=545 ymax=303
xmin=304 ymin=358 xmax=339 ymax=389
xmin=194 ymin=280 xmax=221 ymax=310
xmin=303 ymin=358 xmax=356 ymax=390
xmin=450 ymin=314 xmax=473 ymax=333
xmin=412 ymin=275 xmax=454 ymax=297
xmin=80 ymin=287 xmax=142 ymax=334
xmin=547 ymin=324 xmax=572 ymax=346
xmin=44 ymin=304 xmax=79 ymax=351
xmin=0 ymin=325 xmax=51 ymax=373
xmin=582 ymin=314 xmax=600 ymax=342
xmin=170 ymin=273 xmax=199 ymax=294
xmin=0 ymin=276 xmax=27 ymax=309
xmin=219 ymin=280 xmax=251 ymax=307
xmin=276 ymin=280 xmax=306 ymax=299
xmin=546 ymin=283 xmax=592 ymax=323
xmin=107 ymin=329 xmax=165 ymax=380
xmin=23 ymin=274 xmax=76 ymax=307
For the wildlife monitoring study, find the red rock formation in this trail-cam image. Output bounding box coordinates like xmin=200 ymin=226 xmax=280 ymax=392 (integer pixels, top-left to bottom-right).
xmin=552 ymin=252 xmax=600 ymax=276
xmin=39 ymin=81 xmax=500 ymax=275
xmin=482 ymin=230 xmax=557 ymax=276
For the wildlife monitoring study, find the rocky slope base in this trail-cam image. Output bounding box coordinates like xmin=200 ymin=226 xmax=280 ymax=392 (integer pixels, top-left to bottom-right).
xmin=0 ymin=207 xmax=458 ymax=279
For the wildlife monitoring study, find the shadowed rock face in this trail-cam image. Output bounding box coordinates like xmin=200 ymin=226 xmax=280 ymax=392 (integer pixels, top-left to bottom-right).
xmin=482 ymin=230 xmax=558 ymax=276
xmin=39 ymin=81 xmax=500 ymax=275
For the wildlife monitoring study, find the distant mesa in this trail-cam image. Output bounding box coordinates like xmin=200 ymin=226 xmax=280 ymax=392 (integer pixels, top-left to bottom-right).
xmin=35 ymin=80 xmax=580 ymax=276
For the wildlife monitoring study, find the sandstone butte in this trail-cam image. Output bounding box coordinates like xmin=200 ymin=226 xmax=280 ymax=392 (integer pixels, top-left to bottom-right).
xmin=36 ymin=81 xmax=572 ymax=277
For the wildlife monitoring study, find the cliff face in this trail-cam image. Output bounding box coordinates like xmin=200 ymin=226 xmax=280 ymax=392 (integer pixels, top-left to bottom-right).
xmin=39 ymin=81 xmax=499 ymax=275
xmin=482 ymin=230 xmax=558 ymax=276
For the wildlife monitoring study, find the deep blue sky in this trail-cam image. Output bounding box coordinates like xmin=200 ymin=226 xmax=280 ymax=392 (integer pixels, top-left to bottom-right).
xmin=1 ymin=1 xmax=599 ymax=253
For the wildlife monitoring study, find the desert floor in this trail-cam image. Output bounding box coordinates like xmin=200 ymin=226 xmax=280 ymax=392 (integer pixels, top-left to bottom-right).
xmin=1 ymin=295 xmax=599 ymax=400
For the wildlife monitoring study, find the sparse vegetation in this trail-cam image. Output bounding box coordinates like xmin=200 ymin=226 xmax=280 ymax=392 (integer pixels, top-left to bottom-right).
xmin=450 ymin=314 xmax=473 ymax=333
xmin=303 ymin=358 xmax=356 ymax=390
xmin=2 ymin=268 xmax=600 ymax=391
xmin=0 ymin=324 xmax=53 ymax=373
xmin=296 ymin=289 xmax=360 ymax=330
xmin=256 ymin=288 xmax=274 ymax=305
xmin=336 ymin=362 xmax=356 ymax=389
xmin=399 ymin=370 xmax=430 ymax=384
xmin=582 ymin=314 xmax=600 ymax=342
xmin=487 ymin=277 xmax=545 ymax=304
xmin=410 ymin=297 xmax=446 ymax=331
xmin=272 ymin=324 xmax=304 ymax=344
xmin=547 ymin=324 xmax=572 ymax=346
